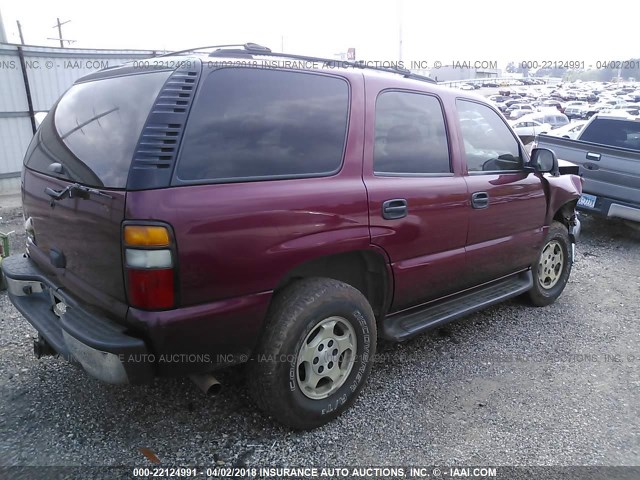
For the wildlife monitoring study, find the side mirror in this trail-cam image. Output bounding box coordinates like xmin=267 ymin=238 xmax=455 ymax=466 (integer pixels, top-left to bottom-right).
xmin=530 ymin=148 xmax=559 ymax=176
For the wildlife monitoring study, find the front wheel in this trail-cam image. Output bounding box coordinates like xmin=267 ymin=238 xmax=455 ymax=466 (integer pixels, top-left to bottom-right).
xmin=527 ymin=221 xmax=572 ymax=307
xmin=624 ymin=221 xmax=640 ymax=232
xmin=247 ymin=278 xmax=377 ymax=429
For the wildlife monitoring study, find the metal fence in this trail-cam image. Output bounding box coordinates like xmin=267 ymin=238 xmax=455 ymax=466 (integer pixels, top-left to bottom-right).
xmin=0 ymin=43 xmax=158 ymax=194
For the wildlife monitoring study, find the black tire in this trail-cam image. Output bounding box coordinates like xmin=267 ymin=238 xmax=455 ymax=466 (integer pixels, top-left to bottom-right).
xmin=247 ymin=277 xmax=376 ymax=430
xmin=527 ymin=221 xmax=572 ymax=307
xmin=624 ymin=221 xmax=640 ymax=232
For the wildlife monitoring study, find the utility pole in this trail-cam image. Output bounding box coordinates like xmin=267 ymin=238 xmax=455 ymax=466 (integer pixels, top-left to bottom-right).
xmin=55 ymin=17 xmax=66 ymax=48
xmin=397 ymin=0 xmax=403 ymax=62
xmin=48 ymin=17 xmax=74 ymax=48
xmin=0 ymin=7 xmax=8 ymax=43
xmin=16 ymin=20 xmax=24 ymax=45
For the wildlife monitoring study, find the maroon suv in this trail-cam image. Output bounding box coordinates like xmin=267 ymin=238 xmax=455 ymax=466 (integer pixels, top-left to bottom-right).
xmin=2 ymin=44 xmax=582 ymax=429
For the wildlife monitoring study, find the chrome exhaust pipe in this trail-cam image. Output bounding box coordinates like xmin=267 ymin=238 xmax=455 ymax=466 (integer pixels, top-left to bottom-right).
xmin=189 ymin=373 xmax=222 ymax=395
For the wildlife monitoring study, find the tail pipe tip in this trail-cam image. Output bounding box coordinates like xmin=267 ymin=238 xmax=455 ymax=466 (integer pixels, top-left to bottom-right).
xmin=189 ymin=373 xmax=222 ymax=395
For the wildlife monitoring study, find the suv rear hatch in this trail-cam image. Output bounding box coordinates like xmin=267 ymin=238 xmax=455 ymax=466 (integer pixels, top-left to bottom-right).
xmin=22 ymin=69 xmax=171 ymax=318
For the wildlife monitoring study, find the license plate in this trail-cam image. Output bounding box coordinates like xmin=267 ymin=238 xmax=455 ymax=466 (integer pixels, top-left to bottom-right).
xmin=577 ymin=193 xmax=597 ymax=209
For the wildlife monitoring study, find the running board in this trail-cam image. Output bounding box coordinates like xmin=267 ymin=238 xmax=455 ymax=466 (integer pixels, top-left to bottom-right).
xmin=383 ymin=271 xmax=533 ymax=342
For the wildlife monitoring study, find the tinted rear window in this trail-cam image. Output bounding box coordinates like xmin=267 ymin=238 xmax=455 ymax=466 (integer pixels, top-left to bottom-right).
xmin=25 ymin=71 xmax=171 ymax=188
xmin=175 ymin=68 xmax=349 ymax=183
xmin=580 ymin=118 xmax=640 ymax=151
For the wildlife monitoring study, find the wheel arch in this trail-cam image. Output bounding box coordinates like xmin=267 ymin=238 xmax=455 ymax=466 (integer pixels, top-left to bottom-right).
xmin=274 ymin=249 xmax=393 ymax=320
xmin=552 ymin=199 xmax=579 ymax=228
xmin=543 ymin=172 xmax=582 ymax=227
xmin=551 ymin=199 xmax=581 ymax=246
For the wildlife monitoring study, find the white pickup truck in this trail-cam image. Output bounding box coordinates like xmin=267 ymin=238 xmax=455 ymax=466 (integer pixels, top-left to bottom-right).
xmin=535 ymin=114 xmax=640 ymax=224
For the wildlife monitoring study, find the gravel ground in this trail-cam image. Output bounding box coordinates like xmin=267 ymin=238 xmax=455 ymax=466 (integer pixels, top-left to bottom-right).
xmin=1 ymin=194 xmax=639 ymax=471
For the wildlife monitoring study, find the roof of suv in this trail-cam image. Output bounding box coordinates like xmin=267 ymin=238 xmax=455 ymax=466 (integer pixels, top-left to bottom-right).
xmin=200 ymin=54 xmax=489 ymax=104
xmin=77 ymin=43 xmax=492 ymax=107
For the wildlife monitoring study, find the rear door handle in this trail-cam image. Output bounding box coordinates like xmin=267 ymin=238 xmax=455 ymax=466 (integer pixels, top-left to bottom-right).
xmin=382 ymin=199 xmax=408 ymax=220
xmin=586 ymin=152 xmax=601 ymax=161
xmin=471 ymin=191 xmax=489 ymax=209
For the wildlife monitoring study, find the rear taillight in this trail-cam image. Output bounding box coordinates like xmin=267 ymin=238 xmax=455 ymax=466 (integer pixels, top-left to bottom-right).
xmin=123 ymin=224 xmax=176 ymax=310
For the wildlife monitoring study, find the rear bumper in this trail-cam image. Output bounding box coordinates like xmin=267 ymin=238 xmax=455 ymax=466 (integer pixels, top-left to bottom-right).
xmin=578 ymin=194 xmax=640 ymax=223
xmin=1 ymin=254 xmax=153 ymax=384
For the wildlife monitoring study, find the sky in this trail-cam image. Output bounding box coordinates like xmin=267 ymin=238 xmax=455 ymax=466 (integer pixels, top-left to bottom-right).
xmin=0 ymin=0 xmax=638 ymax=69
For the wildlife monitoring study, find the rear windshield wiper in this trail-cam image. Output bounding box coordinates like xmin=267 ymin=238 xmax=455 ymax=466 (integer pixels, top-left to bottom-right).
xmin=45 ymin=183 xmax=112 ymax=206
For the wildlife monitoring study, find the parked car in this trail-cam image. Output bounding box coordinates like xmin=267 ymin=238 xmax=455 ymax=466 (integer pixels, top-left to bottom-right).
xmin=510 ymin=119 xmax=552 ymax=137
xmin=584 ymin=103 xmax=610 ymax=119
xmin=547 ymin=120 xmax=587 ymax=139
xmin=521 ymin=111 xmax=570 ymax=129
xmin=539 ymin=100 xmax=565 ymax=113
xmin=507 ymin=104 xmax=535 ymax=119
xmin=1 ymin=44 xmax=582 ymax=430
xmin=616 ymin=103 xmax=640 ymax=116
xmin=536 ymin=113 xmax=640 ymax=224
xmin=564 ymin=101 xmax=590 ymax=119
xmin=488 ymin=95 xmax=509 ymax=103
xmin=499 ymin=99 xmax=524 ymax=112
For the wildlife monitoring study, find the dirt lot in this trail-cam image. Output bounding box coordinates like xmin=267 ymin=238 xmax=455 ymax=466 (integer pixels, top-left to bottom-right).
xmin=1 ymin=193 xmax=639 ymax=470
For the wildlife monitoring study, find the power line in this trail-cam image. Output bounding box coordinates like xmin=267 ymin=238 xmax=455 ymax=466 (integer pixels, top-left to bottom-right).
xmin=47 ymin=17 xmax=75 ymax=48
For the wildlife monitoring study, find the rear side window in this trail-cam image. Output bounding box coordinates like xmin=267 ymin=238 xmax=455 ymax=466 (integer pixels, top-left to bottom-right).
xmin=374 ymin=91 xmax=450 ymax=174
xmin=580 ymin=118 xmax=640 ymax=151
xmin=175 ymin=68 xmax=349 ymax=183
xmin=25 ymin=71 xmax=171 ymax=188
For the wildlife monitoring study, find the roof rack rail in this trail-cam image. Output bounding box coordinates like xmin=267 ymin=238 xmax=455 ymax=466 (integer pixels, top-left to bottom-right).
xmin=157 ymin=42 xmax=271 ymax=57
xmin=158 ymin=43 xmax=437 ymax=84
xmin=240 ymin=45 xmax=437 ymax=84
xmin=245 ymin=48 xmax=437 ymax=84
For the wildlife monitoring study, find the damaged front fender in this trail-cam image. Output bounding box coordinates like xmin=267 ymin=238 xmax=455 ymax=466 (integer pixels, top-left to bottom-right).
xmin=543 ymin=173 xmax=583 ymax=262
xmin=543 ymin=173 xmax=583 ymax=226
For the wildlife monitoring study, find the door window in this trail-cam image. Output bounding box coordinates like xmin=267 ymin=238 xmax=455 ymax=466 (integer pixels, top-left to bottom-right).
xmin=374 ymin=91 xmax=451 ymax=175
xmin=456 ymin=100 xmax=524 ymax=172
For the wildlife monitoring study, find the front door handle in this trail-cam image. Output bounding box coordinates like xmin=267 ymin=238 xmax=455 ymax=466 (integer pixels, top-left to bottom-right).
xmin=586 ymin=152 xmax=601 ymax=161
xmin=471 ymin=191 xmax=489 ymax=209
xmin=382 ymin=199 xmax=408 ymax=220
xmin=583 ymin=162 xmax=599 ymax=171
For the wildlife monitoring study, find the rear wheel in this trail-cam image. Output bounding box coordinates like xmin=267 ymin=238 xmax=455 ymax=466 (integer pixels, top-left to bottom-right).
xmin=247 ymin=278 xmax=376 ymax=430
xmin=527 ymin=221 xmax=572 ymax=306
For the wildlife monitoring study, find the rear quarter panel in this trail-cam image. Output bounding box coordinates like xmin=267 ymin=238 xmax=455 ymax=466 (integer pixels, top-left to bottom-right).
xmin=126 ymin=177 xmax=371 ymax=306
